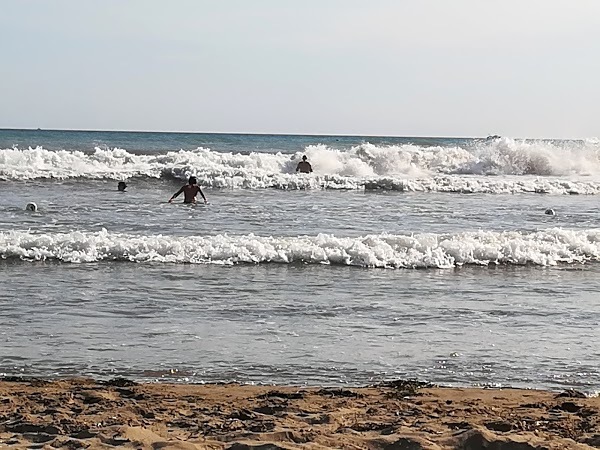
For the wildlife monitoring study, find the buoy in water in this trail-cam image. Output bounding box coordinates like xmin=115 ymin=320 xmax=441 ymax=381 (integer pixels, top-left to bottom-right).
xmin=545 ymin=208 xmax=555 ymax=215
xmin=25 ymin=202 xmax=38 ymax=212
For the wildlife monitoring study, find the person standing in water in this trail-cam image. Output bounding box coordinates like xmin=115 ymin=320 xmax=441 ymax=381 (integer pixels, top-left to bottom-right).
xmin=168 ymin=176 xmax=208 ymax=204
xmin=296 ymin=155 xmax=313 ymax=173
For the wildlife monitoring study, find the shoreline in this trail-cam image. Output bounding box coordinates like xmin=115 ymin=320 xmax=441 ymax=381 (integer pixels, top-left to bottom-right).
xmin=0 ymin=378 xmax=597 ymax=449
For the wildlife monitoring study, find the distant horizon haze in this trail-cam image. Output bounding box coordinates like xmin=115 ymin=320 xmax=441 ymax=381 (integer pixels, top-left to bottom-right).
xmin=0 ymin=127 xmax=593 ymax=142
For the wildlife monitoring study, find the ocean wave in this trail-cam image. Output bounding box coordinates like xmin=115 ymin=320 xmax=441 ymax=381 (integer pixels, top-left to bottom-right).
xmin=460 ymin=137 xmax=600 ymax=176
xmin=1 ymin=228 xmax=599 ymax=268
xmin=1 ymin=139 xmax=599 ymax=193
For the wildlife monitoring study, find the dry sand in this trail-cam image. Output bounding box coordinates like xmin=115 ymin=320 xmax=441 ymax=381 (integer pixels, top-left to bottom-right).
xmin=0 ymin=377 xmax=599 ymax=449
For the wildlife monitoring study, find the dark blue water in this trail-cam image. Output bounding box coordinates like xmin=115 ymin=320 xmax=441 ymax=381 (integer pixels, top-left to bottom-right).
xmin=0 ymin=128 xmax=468 ymax=154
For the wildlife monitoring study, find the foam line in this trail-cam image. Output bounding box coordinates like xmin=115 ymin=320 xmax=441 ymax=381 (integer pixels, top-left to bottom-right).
xmin=2 ymin=228 xmax=599 ymax=268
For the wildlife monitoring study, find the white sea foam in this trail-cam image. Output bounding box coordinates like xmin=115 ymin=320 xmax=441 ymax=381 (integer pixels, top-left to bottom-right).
xmin=1 ymin=138 xmax=599 ymax=194
xmin=2 ymin=228 xmax=600 ymax=268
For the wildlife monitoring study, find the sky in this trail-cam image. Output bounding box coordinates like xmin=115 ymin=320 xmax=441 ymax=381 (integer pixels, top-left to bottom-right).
xmin=1 ymin=0 xmax=599 ymax=138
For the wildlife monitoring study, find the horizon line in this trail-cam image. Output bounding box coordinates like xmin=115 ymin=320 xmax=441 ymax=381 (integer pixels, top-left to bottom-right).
xmin=0 ymin=127 xmax=594 ymax=141
xmin=0 ymin=127 xmax=494 ymax=140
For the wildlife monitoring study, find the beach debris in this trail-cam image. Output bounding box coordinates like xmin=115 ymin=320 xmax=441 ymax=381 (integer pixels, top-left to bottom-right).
xmin=554 ymin=401 xmax=582 ymax=413
xmin=555 ymin=389 xmax=586 ymax=398
xmin=348 ymin=421 xmax=396 ymax=433
xmin=520 ymin=402 xmax=545 ymax=408
xmin=256 ymin=390 xmax=305 ymax=400
xmin=485 ymin=420 xmax=513 ymax=432
xmin=380 ymin=379 xmax=433 ymax=390
xmin=0 ymin=376 xmax=48 ymax=386
xmin=71 ymin=429 xmax=97 ymax=439
xmin=253 ymin=404 xmax=287 ymax=416
xmin=99 ymin=377 xmax=138 ymax=387
xmin=316 ymin=388 xmax=363 ymax=398
xmin=380 ymin=379 xmax=434 ymax=398
xmin=115 ymin=387 xmax=144 ymax=400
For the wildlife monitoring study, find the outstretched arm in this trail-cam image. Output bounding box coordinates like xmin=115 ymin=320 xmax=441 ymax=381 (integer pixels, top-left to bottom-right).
xmin=168 ymin=187 xmax=184 ymax=203
xmin=198 ymin=187 xmax=208 ymax=204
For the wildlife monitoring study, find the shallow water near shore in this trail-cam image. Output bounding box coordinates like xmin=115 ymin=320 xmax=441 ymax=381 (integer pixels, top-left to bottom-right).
xmin=2 ymin=261 xmax=600 ymax=390
xmin=1 ymin=130 xmax=600 ymax=390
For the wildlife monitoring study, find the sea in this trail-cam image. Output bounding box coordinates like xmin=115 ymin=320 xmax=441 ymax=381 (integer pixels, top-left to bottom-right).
xmin=1 ymin=128 xmax=600 ymax=391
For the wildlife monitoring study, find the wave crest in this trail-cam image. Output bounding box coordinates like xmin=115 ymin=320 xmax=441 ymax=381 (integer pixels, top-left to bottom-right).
xmin=461 ymin=138 xmax=600 ymax=176
xmin=1 ymin=139 xmax=600 ymax=193
xmin=2 ymin=228 xmax=599 ymax=268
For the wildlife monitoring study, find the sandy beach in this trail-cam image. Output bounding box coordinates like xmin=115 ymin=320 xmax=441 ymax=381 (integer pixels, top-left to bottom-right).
xmin=0 ymin=378 xmax=598 ymax=449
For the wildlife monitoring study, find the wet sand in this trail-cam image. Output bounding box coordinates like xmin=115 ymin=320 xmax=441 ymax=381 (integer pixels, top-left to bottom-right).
xmin=0 ymin=378 xmax=598 ymax=449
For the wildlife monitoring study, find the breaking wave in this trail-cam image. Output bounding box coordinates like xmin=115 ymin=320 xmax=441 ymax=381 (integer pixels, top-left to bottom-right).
xmin=1 ymin=138 xmax=600 ymax=194
xmin=2 ymin=228 xmax=600 ymax=268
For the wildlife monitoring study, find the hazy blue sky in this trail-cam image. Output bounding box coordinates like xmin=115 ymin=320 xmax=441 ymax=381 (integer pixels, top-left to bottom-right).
xmin=1 ymin=0 xmax=599 ymax=138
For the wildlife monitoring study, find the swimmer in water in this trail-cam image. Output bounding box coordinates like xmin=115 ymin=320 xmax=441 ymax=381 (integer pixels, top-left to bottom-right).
xmin=295 ymin=155 xmax=313 ymax=173
xmin=168 ymin=176 xmax=208 ymax=204
xmin=117 ymin=181 xmax=127 ymax=191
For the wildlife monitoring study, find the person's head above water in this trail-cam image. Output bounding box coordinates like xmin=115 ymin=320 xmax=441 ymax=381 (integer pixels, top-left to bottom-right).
xmin=302 ymin=155 xmax=308 ymax=161
xmin=117 ymin=181 xmax=127 ymax=191
xmin=188 ymin=176 xmax=197 ymax=185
